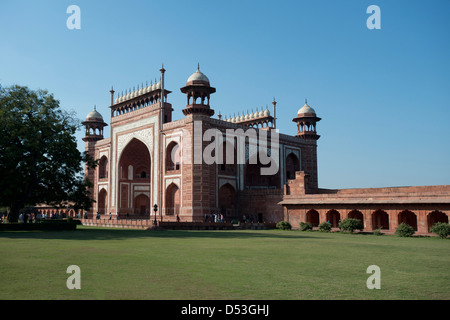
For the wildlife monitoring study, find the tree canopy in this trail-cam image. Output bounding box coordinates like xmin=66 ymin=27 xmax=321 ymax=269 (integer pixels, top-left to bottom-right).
xmin=0 ymin=85 xmax=95 ymax=221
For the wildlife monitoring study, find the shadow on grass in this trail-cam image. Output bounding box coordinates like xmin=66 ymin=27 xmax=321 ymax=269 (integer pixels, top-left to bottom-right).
xmin=0 ymin=227 xmax=320 ymax=241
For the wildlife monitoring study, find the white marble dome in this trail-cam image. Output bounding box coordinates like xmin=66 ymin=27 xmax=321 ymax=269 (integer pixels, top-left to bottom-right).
xmin=187 ymin=66 xmax=210 ymax=84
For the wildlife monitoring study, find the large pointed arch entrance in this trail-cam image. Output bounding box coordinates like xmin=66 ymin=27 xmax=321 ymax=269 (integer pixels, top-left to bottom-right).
xmin=118 ymin=138 xmax=151 ymax=216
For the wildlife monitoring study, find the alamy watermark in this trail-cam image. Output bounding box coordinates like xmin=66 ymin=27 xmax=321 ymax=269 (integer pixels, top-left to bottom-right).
xmin=367 ymin=5 xmax=381 ymax=30
xmin=65 ymin=5 xmax=380 ymax=31
xmin=66 ymin=265 xmax=81 ymax=289
xmin=366 ymin=265 xmax=381 ymax=289
xmin=66 ymin=5 xmax=81 ymax=30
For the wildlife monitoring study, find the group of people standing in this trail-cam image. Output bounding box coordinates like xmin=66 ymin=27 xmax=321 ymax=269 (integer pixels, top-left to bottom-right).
xmin=204 ymin=211 xmax=224 ymax=223
xmin=17 ymin=211 xmax=66 ymax=223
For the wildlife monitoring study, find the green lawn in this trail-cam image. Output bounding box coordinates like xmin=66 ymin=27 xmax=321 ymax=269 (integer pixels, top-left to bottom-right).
xmin=0 ymin=227 xmax=449 ymax=300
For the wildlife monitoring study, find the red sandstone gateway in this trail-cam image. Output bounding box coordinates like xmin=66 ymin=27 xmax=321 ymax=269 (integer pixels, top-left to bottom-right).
xmin=61 ymin=65 xmax=448 ymax=235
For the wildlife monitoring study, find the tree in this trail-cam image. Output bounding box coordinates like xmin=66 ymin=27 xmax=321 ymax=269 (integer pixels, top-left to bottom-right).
xmin=0 ymin=85 xmax=96 ymax=222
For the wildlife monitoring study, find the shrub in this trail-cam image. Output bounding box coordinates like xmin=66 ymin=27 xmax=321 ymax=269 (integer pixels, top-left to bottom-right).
xmin=318 ymin=222 xmax=331 ymax=232
xmin=276 ymin=221 xmax=292 ymax=230
xmin=299 ymin=222 xmax=313 ymax=231
xmin=430 ymin=222 xmax=450 ymax=239
xmin=339 ymin=218 xmax=363 ymax=233
xmin=396 ymin=223 xmax=415 ymax=237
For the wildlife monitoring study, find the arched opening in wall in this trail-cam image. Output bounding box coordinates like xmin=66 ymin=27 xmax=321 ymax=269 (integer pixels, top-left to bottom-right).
xmin=166 ymin=142 xmax=180 ymax=172
xmin=398 ymin=210 xmax=417 ymax=231
xmin=285 ymin=153 xmax=300 ymax=181
xmin=165 ymin=183 xmax=180 ymax=216
xmin=98 ymin=156 xmax=108 ymax=179
xmin=306 ymin=209 xmax=320 ymax=227
xmin=348 ymin=209 xmax=364 ymax=227
xmin=218 ymin=183 xmax=236 ymax=218
xmin=372 ymin=210 xmax=389 ymax=230
xmin=134 ymin=194 xmax=150 ymax=216
xmin=98 ymin=189 xmax=108 ymax=214
xmin=118 ymin=138 xmax=151 ymax=213
xmin=119 ymin=138 xmax=151 ymax=181
xmin=427 ymin=210 xmax=449 ymax=232
xmin=326 ymin=209 xmax=340 ymax=228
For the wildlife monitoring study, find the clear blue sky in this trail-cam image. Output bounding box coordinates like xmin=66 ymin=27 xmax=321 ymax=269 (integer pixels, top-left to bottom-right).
xmin=1 ymin=0 xmax=449 ymax=189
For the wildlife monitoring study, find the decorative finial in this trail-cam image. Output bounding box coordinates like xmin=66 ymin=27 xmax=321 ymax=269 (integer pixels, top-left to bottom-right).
xmin=94 ymin=105 xmax=96 ymax=111
xmin=305 ymin=98 xmax=308 ymax=104
xmin=197 ymin=63 xmax=200 ymax=71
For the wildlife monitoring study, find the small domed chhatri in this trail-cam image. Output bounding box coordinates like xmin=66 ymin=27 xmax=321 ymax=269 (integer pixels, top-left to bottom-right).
xmin=180 ymin=64 xmax=216 ymax=117
xmin=82 ymin=106 xmax=108 ymax=142
xmin=292 ymin=99 xmax=321 ymax=141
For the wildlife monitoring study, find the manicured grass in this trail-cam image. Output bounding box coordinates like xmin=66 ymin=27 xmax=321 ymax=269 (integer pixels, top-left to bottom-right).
xmin=0 ymin=227 xmax=449 ymax=300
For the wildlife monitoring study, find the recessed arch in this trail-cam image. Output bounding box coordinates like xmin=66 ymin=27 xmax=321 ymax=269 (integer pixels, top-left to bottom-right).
xmin=98 ymin=189 xmax=108 ymax=214
xmin=218 ymin=183 xmax=236 ymax=218
xmin=306 ymin=209 xmax=320 ymax=227
xmin=398 ymin=210 xmax=417 ymax=231
xmin=166 ymin=183 xmax=180 ymax=216
xmin=98 ymin=155 xmax=108 ymax=179
xmin=134 ymin=194 xmax=150 ymax=215
xmin=118 ymin=138 xmax=151 ymax=181
xmin=427 ymin=210 xmax=448 ymax=232
xmin=285 ymin=152 xmax=300 ymax=181
xmin=372 ymin=209 xmax=389 ymax=230
xmin=166 ymin=141 xmax=180 ymax=172
xmin=118 ymin=138 xmax=151 ymax=214
xmin=348 ymin=209 xmax=364 ymax=227
xmin=326 ymin=209 xmax=340 ymax=228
